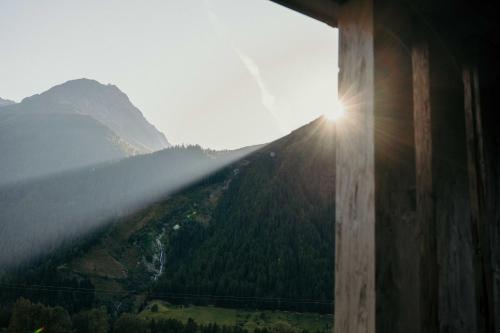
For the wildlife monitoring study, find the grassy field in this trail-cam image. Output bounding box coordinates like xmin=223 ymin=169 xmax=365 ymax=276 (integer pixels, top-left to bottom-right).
xmin=140 ymin=301 xmax=333 ymax=332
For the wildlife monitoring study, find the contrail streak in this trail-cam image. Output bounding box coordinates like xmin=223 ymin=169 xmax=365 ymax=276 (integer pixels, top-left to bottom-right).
xmin=204 ymin=0 xmax=286 ymax=134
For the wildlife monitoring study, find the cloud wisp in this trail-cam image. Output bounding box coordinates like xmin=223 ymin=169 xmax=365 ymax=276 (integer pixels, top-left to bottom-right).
xmin=204 ymin=0 xmax=286 ymax=134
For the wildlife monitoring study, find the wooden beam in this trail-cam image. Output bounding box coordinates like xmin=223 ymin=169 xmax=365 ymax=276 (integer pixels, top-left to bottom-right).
xmin=373 ymin=1 xmax=419 ymax=331
xmin=411 ymin=40 xmax=439 ymax=333
xmin=334 ymin=0 xmax=375 ymax=332
xmin=463 ymin=65 xmax=495 ymax=333
xmin=269 ymin=0 xmax=339 ymax=26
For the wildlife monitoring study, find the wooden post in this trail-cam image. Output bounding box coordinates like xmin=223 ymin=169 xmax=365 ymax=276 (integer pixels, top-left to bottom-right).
xmin=412 ymin=41 xmax=439 ymax=333
xmin=463 ymin=65 xmax=495 ymax=333
xmin=335 ymin=0 xmax=375 ymax=332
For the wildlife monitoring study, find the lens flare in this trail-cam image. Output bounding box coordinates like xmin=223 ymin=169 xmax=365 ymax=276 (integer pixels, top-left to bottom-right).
xmin=324 ymin=100 xmax=345 ymax=121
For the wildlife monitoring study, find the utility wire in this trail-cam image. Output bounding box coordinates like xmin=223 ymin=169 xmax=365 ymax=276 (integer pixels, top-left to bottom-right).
xmin=0 ymin=283 xmax=334 ymax=306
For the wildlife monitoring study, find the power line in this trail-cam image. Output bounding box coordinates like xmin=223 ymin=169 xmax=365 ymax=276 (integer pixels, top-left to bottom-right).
xmin=0 ymin=283 xmax=334 ymax=306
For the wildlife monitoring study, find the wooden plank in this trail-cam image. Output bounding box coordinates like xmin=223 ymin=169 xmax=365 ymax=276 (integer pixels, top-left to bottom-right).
xmin=411 ymin=41 xmax=438 ymax=333
xmin=334 ymin=0 xmax=375 ymax=332
xmin=463 ymin=66 xmax=495 ymax=333
xmin=372 ymin=1 xmax=419 ymax=331
xmin=429 ymin=40 xmax=476 ymax=333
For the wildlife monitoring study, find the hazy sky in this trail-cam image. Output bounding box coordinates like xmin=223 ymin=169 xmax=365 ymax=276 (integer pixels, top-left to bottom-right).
xmin=0 ymin=0 xmax=338 ymax=150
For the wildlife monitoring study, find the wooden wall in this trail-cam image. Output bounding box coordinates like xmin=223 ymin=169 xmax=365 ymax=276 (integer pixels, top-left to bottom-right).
xmin=334 ymin=0 xmax=489 ymax=332
xmin=270 ymin=0 xmax=499 ymax=332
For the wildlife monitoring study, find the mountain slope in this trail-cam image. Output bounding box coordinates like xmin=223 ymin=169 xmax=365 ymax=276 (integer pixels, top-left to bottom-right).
xmin=0 ymin=144 xmax=257 ymax=270
xmin=0 ymin=97 xmax=15 ymax=107
xmin=0 ymin=79 xmax=169 ymax=185
xmin=28 ymin=79 xmax=170 ymax=152
xmin=2 ymin=118 xmax=335 ymax=315
xmin=153 ymin=117 xmax=335 ymax=313
xmin=0 ymin=112 xmax=134 ymax=185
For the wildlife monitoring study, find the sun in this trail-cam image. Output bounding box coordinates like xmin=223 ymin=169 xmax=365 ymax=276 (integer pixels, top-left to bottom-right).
xmin=324 ymin=100 xmax=345 ymax=121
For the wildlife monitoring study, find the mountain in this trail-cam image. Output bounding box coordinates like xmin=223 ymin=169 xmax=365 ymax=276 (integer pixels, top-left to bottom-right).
xmin=152 ymin=118 xmax=336 ymax=313
xmin=25 ymin=79 xmax=170 ymax=152
xmin=1 ymin=118 xmax=335 ymax=315
xmin=0 ymin=97 xmax=15 ymax=108
xmin=0 ymin=79 xmax=170 ymax=185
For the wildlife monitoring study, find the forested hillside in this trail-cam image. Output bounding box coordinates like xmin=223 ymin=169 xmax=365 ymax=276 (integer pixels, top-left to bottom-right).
xmin=0 ymin=117 xmax=335 ymax=331
xmin=153 ymin=118 xmax=335 ymax=313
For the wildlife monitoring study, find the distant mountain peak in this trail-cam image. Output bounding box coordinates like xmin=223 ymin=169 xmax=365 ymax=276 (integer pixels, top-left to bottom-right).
xmin=45 ymin=78 xmax=122 ymax=96
xmin=0 ymin=79 xmax=171 ymax=185
xmin=0 ymin=97 xmax=15 ymax=108
xmin=21 ymin=78 xmax=171 ymax=152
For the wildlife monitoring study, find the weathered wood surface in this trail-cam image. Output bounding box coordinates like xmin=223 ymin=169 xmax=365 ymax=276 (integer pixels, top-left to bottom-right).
xmin=463 ymin=66 xmax=495 ymax=333
xmin=474 ymin=47 xmax=500 ymax=333
xmin=268 ymin=1 xmax=499 ymax=332
xmin=428 ymin=39 xmax=476 ymax=333
xmin=412 ymin=41 xmax=439 ymax=333
xmin=334 ymin=0 xmax=375 ymax=332
xmin=373 ymin=1 xmax=419 ymax=332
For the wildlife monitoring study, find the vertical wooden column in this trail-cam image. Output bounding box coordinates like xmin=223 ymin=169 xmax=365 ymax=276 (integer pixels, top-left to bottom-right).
xmin=463 ymin=66 xmax=495 ymax=333
xmin=334 ymin=0 xmax=375 ymax=332
xmin=466 ymin=43 xmax=500 ymax=333
xmin=334 ymin=1 xmax=481 ymax=332
xmin=412 ymin=41 xmax=439 ymax=333
xmin=373 ymin=0 xmax=419 ymax=330
xmin=427 ymin=37 xmax=476 ymax=332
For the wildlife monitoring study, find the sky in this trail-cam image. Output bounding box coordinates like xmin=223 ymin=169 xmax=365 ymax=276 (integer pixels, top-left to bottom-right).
xmin=0 ymin=0 xmax=338 ymax=150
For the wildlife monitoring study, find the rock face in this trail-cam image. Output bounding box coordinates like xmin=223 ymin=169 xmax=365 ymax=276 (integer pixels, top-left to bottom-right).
xmin=26 ymin=79 xmax=170 ymax=152
xmin=0 ymin=79 xmax=170 ymax=185
xmin=0 ymin=97 xmax=15 ymax=108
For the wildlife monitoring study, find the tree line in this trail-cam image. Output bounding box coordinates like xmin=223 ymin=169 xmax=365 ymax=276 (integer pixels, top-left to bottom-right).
xmin=3 ymin=297 xmax=325 ymax=333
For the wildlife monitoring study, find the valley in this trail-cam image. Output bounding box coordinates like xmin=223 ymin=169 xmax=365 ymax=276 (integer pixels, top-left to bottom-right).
xmin=0 ymin=117 xmax=336 ymax=332
xmin=0 ymin=77 xmax=336 ymax=332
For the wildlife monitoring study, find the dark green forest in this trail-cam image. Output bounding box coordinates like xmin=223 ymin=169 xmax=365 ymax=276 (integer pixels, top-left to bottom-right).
xmin=6 ymin=298 xmax=325 ymax=333
xmin=153 ymin=120 xmax=335 ymax=313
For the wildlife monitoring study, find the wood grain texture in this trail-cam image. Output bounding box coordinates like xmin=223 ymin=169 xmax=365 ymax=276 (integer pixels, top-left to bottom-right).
xmin=267 ymin=2 xmax=498 ymax=332
xmin=373 ymin=1 xmax=419 ymax=331
xmin=463 ymin=66 xmax=495 ymax=333
xmin=334 ymin=0 xmax=375 ymax=332
xmin=469 ymin=41 xmax=500 ymax=333
xmin=412 ymin=41 xmax=439 ymax=333
xmin=428 ymin=38 xmax=476 ymax=332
